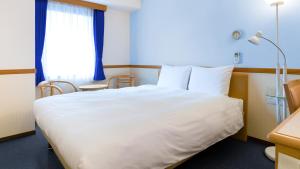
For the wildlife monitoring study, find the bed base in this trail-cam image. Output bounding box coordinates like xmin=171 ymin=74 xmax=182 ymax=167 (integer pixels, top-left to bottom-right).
xmin=42 ymin=72 xmax=248 ymax=169
xmin=42 ymin=130 xmax=73 ymax=169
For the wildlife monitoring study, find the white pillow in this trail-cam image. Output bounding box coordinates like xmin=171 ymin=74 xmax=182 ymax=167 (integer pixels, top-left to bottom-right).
xmin=157 ymin=65 xmax=192 ymax=90
xmin=188 ymin=66 xmax=234 ymax=95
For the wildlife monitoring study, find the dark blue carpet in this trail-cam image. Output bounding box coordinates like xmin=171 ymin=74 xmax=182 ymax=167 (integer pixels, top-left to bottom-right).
xmin=0 ymin=128 xmax=274 ymax=169
xmin=177 ymin=138 xmax=274 ymax=169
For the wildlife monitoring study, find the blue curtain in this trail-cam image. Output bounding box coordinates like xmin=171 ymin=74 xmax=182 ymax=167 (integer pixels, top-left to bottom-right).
xmin=93 ymin=10 xmax=106 ymax=81
xmin=35 ymin=0 xmax=48 ymax=85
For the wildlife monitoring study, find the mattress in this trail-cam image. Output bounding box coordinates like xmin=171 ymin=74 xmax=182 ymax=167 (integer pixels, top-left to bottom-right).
xmin=34 ymin=85 xmax=244 ymax=169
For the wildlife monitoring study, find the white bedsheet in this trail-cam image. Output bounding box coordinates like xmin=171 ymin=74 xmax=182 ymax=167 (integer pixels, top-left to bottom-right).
xmin=34 ymin=85 xmax=243 ymax=169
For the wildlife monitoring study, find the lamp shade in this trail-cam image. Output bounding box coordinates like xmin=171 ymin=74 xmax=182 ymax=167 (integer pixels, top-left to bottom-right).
xmin=265 ymin=0 xmax=285 ymax=6
xmin=248 ymin=31 xmax=263 ymax=45
xmin=248 ymin=36 xmax=261 ymax=45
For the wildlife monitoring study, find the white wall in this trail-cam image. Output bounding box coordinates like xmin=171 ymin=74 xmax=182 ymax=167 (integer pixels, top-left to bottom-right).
xmin=248 ymin=74 xmax=300 ymax=140
xmin=0 ymin=75 xmax=35 ymax=137
xmin=0 ymin=1 xmax=34 ymax=69
xmin=0 ymin=0 xmax=35 ymax=138
xmin=103 ymin=9 xmax=130 ymax=65
xmin=103 ymin=8 xmax=131 ymax=78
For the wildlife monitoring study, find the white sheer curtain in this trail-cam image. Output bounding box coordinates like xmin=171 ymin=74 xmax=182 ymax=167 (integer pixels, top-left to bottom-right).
xmin=42 ymin=1 xmax=95 ymax=83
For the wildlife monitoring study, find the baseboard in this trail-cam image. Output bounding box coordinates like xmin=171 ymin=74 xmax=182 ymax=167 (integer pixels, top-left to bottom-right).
xmin=248 ymin=136 xmax=274 ymax=146
xmin=0 ymin=130 xmax=36 ymax=143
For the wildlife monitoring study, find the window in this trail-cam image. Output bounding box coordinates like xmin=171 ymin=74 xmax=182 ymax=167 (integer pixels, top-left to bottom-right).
xmin=42 ymin=1 xmax=96 ymax=83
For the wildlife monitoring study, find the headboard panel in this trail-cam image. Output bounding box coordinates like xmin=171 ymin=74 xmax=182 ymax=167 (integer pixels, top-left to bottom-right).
xmin=229 ymin=73 xmax=249 ymax=142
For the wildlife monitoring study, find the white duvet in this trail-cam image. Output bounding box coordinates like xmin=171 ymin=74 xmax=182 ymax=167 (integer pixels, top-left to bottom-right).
xmin=34 ymin=85 xmax=243 ymax=169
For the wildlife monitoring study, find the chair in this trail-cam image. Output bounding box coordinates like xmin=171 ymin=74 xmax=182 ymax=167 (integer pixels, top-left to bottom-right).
xmin=107 ymin=75 xmax=136 ymax=89
xmin=284 ymin=79 xmax=300 ymax=113
xmin=38 ymin=80 xmax=78 ymax=98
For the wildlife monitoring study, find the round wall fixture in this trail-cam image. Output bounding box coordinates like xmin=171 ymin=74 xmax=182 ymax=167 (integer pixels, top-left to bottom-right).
xmin=232 ymin=31 xmax=241 ymax=40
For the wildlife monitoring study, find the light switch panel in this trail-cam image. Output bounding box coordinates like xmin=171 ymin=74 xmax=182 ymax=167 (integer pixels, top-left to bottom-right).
xmin=234 ymin=52 xmax=241 ymax=65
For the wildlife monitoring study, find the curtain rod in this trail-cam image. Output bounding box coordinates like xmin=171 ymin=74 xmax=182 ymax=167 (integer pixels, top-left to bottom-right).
xmin=54 ymin=0 xmax=107 ymax=11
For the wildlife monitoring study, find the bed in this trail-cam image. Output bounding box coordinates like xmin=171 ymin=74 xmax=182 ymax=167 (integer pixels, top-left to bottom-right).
xmin=34 ymin=73 xmax=248 ymax=169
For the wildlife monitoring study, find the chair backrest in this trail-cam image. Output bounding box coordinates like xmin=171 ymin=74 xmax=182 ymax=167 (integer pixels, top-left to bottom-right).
xmin=38 ymin=81 xmax=63 ymax=98
xmin=49 ymin=80 xmax=78 ymax=92
xmin=284 ymin=79 xmax=300 ymax=113
xmin=38 ymin=80 xmax=78 ymax=98
xmin=108 ymin=75 xmax=136 ymax=89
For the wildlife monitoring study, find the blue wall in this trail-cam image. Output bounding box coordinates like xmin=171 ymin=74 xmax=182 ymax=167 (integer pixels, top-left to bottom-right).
xmin=130 ymin=0 xmax=300 ymax=68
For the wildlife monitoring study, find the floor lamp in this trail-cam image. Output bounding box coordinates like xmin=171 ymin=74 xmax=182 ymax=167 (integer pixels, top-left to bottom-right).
xmin=248 ymin=0 xmax=288 ymax=161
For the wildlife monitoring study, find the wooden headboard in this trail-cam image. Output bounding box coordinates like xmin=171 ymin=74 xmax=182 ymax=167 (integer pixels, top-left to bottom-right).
xmin=229 ymin=72 xmax=249 ymax=142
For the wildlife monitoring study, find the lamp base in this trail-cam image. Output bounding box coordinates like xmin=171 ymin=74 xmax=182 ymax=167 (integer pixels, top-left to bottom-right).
xmin=265 ymin=146 xmax=276 ymax=161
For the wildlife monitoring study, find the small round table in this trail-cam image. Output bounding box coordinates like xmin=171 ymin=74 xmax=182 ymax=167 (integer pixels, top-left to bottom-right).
xmin=78 ymin=84 xmax=109 ymax=91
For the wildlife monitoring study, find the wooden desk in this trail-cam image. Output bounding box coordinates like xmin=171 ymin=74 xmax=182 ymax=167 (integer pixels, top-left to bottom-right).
xmin=268 ymin=108 xmax=300 ymax=169
xmin=78 ymin=84 xmax=108 ymax=91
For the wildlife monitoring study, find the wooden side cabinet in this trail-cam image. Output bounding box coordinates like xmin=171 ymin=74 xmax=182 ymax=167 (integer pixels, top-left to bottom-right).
xmin=268 ymin=108 xmax=300 ymax=169
xmin=276 ymin=145 xmax=300 ymax=169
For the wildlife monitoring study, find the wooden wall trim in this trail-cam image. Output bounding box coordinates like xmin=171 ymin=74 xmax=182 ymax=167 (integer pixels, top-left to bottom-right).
xmin=0 ymin=130 xmax=35 ymax=143
xmin=104 ymin=65 xmax=131 ymax=69
xmin=130 ymin=65 xmax=162 ymax=69
xmin=103 ymin=65 xmax=300 ymax=75
xmin=104 ymin=65 xmax=161 ymax=69
xmin=234 ymin=68 xmax=300 ymax=75
xmin=0 ymin=69 xmax=35 ymax=75
xmin=2 ymin=66 xmax=298 ymax=75
xmin=54 ymin=0 xmax=107 ymax=11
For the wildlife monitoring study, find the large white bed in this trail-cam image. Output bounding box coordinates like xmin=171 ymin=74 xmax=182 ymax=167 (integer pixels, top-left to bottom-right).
xmin=34 ymin=85 xmax=244 ymax=169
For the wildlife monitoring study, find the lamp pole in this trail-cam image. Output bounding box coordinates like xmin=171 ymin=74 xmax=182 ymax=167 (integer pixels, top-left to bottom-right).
xmin=265 ymin=1 xmax=288 ymax=161
xmin=275 ymin=3 xmax=288 ymax=122
xmin=275 ymin=3 xmax=288 ymax=123
xmin=275 ymin=3 xmax=281 ymax=123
